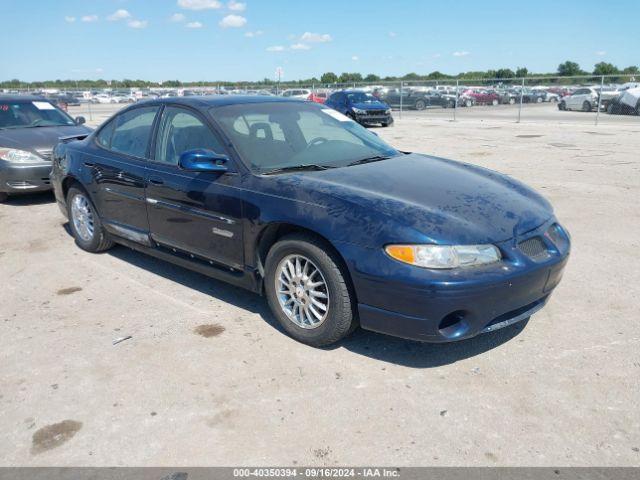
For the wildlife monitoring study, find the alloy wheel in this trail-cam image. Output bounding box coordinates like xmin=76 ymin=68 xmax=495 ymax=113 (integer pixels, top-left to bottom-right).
xmin=275 ymin=254 xmax=330 ymax=329
xmin=71 ymin=194 xmax=95 ymax=242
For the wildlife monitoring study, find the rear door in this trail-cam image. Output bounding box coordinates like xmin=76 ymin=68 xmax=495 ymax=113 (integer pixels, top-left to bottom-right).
xmin=145 ymin=105 xmax=244 ymax=269
xmin=89 ymin=105 xmax=160 ymax=237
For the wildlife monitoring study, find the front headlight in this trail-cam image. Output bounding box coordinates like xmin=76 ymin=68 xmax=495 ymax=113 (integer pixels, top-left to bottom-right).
xmin=352 ymin=107 xmax=366 ymax=114
xmin=385 ymin=244 xmax=501 ymax=269
xmin=384 ymin=109 xmax=391 ymax=114
xmin=0 ymin=148 xmax=43 ymax=163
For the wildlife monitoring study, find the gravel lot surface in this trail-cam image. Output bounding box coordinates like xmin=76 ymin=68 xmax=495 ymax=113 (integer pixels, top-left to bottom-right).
xmin=1 ymin=104 xmax=639 ymax=466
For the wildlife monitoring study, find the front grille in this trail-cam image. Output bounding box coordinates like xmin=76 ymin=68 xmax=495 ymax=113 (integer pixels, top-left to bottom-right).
xmin=35 ymin=148 xmax=53 ymax=161
xmin=518 ymin=236 xmax=549 ymax=260
xmin=366 ymin=109 xmax=386 ymax=115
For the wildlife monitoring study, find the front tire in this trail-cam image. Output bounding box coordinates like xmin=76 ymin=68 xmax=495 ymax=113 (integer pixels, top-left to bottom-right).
xmin=67 ymin=187 xmax=113 ymax=253
xmin=491 ymin=99 xmax=499 ymax=106
xmin=264 ymin=234 xmax=356 ymax=347
xmin=0 ymin=192 xmax=7 ymax=203
xmin=415 ymin=99 xmax=426 ymax=111
xmin=582 ymin=101 xmax=592 ymax=112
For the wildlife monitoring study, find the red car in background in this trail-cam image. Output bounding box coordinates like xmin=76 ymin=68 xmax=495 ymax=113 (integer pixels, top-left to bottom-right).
xmin=463 ymin=89 xmax=501 ymax=106
xmin=308 ymin=91 xmax=330 ymax=103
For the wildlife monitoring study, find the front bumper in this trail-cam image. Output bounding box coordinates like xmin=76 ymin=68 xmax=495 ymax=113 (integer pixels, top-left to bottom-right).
xmin=354 ymin=113 xmax=393 ymax=125
xmin=339 ymin=218 xmax=570 ymax=342
xmin=0 ymin=159 xmax=53 ymax=194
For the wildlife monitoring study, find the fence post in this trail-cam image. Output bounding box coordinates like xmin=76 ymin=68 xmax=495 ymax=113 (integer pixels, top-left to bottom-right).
xmin=399 ymin=81 xmax=403 ymax=119
xmin=517 ymin=77 xmax=525 ymax=123
xmin=454 ymin=79 xmax=459 ymax=122
xmin=595 ymin=75 xmax=604 ymax=126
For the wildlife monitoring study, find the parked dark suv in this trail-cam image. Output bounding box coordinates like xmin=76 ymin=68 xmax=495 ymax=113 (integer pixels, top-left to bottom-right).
xmin=324 ymin=90 xmax=393 ymax=127
xmin=0 ymin=95 xmax=90 ymax=202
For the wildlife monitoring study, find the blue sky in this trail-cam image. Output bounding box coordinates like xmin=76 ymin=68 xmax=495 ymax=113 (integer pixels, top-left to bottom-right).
xmin=0 ymin=0 xmax=638 ymax=82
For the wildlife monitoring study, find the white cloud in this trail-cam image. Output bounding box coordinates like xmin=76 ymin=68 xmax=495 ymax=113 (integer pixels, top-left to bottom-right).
xmin=81 ymin=15 xmax=98 ymax=23
xmin=300 ymin=32 xmax=332 ymax=43
xmin=388 ymin=31 xmax=397 ymax=37
xmin=244 ymin=30 xmax=263 ymax=37
xmin=290 ymin=43 xmax=311 ymax=50
xmin=64 ymin=16 xmax=76 ymax=23
xmin=595 ymin=50 xmax=607 ymax=56
xmin=352 ymin=55 xmax=359 ymax=61
xmin=170 ymin=13 xmax=187 ymax=22
xmin=128 ymin=19 xmax=148 ymax=29
xmin=178 ymin=0 xmax=222 ymax=10
xmin=453 ymin=51 xmax=470 ymax=57
xmin=186 ymin=21 xmax=203 ymax=28
xmin=228 ymin=1 xmax=246 ymax=11
xmin=219 ymin=14 xmax=246 ymax=28
xmin=266 ymin=45 xmax=285 ymax=52
xmin=107 ymin=9 xmax=131 ymax=21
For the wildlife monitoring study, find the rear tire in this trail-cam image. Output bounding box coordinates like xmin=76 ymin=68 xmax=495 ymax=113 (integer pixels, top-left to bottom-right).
xmin=558 ymin=101 xmax=566 ymax=111
xmin=0 ymin=192 xmax=7 ymax=203
xmin=264 ymin=233 xmax=356 ymax=347
xmin=491 ymin=99 xmax=499 ymax=106
xmin=509 ymin=97 xmax=516 ymax=105
xmin=415 ymin=99 xmax=426 ymax=111
xmin=67 ymin=186 xmax=113 ymax=253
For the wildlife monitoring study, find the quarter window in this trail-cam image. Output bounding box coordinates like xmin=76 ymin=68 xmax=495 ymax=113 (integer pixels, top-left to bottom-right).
xmin=154 ymin=107 xmax=225 ymax=165
xmin=109 ymin=106 xmax=159 ymax=159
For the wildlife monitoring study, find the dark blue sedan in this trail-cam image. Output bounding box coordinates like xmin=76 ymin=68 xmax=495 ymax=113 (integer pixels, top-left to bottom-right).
xmin=51 ymin=96 xmax=570 ymax=347
xmin=325 ymin=90 xmax=393 ymax=127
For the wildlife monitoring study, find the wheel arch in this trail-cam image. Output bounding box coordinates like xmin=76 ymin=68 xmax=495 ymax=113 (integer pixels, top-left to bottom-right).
xmin=253 ymin=222 xmax=357 ymax=300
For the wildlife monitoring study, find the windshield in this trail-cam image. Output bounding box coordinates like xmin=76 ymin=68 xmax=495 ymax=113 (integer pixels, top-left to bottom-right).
xmin=213 ymin=102 xmax=399 ymax=173
xmin=345 ymin=92 xmax=378 ymax=103
xmin=0 ymin=101 xmax=75 ymax=129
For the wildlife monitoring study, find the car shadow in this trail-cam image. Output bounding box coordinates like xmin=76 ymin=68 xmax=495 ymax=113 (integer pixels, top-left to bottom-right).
xmin=334 ymin=320 xmax=528 ymax=368
xmin=2 ymin=191 xmax=55 ymax=206
xmin=65 ymin=227 xmax=527 ymax=368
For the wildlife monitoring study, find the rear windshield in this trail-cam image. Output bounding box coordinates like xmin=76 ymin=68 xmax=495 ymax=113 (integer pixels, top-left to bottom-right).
xmin=212 ymin=102 xmax=398 ymax=173
xmin=0 ymin=101 xmax=75 ymax=129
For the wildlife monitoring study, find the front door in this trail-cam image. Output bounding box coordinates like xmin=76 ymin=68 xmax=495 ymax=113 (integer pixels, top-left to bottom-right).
xmin=145 ymin=106 xmax=244 ymax=269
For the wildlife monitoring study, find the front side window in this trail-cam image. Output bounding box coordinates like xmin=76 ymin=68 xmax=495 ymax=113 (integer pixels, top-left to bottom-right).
xmin=213 ymin=102 xmax=398 ymax=173
xmin=154 ymin=107 xmax=225 ymax=165
xmin=109 ymin=106 xmax=159 ymax=159
xmin=0 ymin=101 xmax=75 ymax=129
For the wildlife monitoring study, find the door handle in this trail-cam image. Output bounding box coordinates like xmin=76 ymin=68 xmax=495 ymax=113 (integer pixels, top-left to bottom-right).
xmin=84 ymin=162 xmax=95 ymax=167
xmin=149 ymin=177 xmax=164 ymax=186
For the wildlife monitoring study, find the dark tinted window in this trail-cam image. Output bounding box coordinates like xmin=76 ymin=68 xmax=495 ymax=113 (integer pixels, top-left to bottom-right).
xmin=154 ymin=107 xmax=225 ymax=165
xmin=109 ymin=106 xmax=159 ymax=158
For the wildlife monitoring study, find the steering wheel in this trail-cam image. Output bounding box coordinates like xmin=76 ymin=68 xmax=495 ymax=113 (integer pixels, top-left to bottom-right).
xmin=31 ymin=118 xmax=46 ymax=127
xmin=307 ymin=137 xmax=328 ymax=148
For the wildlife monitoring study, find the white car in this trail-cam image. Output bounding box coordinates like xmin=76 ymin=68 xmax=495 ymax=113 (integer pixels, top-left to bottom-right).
xmin=558 ymin=87 xmax=599 ymax=112
xmin=280 ymin=89 xmax=311 ymax=99
xmin=91 ymin=94 xmax=117 ymax=104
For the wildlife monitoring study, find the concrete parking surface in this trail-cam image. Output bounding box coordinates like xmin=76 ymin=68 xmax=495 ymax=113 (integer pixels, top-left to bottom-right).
xmin=1 ymin=108 xmax=639 ymax=466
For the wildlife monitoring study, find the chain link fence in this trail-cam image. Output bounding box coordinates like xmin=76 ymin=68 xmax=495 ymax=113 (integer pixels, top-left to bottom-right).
xmin=6 ymin=74 xmax=639 ymax=126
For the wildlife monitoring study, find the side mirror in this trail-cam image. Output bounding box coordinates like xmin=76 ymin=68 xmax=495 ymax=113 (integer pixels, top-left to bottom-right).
xmin=75 ymin=116 xmax=86 ymax=125
xmin=179 ymin=149 xmax=228 ymax=173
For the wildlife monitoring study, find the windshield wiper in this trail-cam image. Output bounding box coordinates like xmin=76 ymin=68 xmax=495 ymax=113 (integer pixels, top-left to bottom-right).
xmin=346 ymin=155 xmax=392 ymax=167
xmin=261 ymin=164 xmax=335 ymax=175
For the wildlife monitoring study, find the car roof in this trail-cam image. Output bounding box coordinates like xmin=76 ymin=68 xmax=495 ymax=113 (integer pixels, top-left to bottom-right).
xmin=0 ymin=94 xmax=47 ymax=102
xmin=137 ymin=95 xmax=305 ymax=108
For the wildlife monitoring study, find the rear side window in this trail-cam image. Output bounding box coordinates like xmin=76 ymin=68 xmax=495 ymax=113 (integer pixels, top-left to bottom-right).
xmin=109 ymin=106 xmax=159 ymax=159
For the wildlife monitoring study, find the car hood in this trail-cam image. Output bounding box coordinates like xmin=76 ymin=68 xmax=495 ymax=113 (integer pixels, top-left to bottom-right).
xmin=279 ymin=153 xmax=553 ymax=244
xmin=0 ymin=125 xmax=92 ymax=152
xmin=351 ymin=101 xmax=389 ymax=110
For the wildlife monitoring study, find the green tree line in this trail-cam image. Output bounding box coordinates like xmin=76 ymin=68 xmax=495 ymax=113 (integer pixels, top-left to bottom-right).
xmin=2 ymin=61 xmax=638 ymax=90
